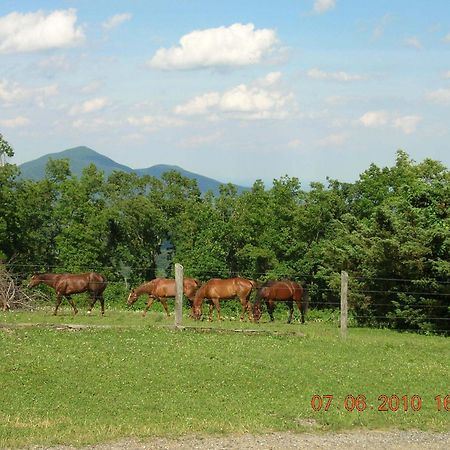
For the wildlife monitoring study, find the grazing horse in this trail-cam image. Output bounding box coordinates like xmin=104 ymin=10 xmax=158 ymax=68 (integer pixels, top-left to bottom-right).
xmin=127 ymin=277 xmax=200 ymax=317
xmin=253 ymin=280 xmax=308 ymax=324
xmin=193 ymin=277 xmax=256 ymax=321
xmin=28 ymin=272 xmax=107 ymax=316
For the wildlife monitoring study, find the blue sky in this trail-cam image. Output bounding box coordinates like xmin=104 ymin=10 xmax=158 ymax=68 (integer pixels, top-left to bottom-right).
xmin=1 ymin=0 xmax=449 ymax=186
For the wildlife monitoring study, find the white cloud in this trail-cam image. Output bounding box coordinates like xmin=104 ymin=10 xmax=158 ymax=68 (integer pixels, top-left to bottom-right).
xmin=37 ymin=55 xmax=71 ymax=71
xmin=427 ymin=88 xmax=450 ymax=104
xmin=180 ymin=132 xmax=223 ymax=148
xmin=359 ymin=110 xmax=389 ymax=127
xmin=69 ymin=97 xmax=109 ymax=115
xmin=0 ymin=79 xmax=58 ymax=106
xmin=80 ymin=81 xmax=103 ymax=94
xmin=404 ymin=36 xmax=423 ymax=50
xmin=358 ymin=110 xmax=421 ymax=134
xmin=0 ymin=9 xmax=85 ymax=54
xmin=317 ymin=133 xmax=348 ymax=147
xmin=372 ymin=14 xmax=393 ymax=40
xmin=174 ymin=72 xmax=294 ymax=120
xmin=0 ymin=79 xmax=27 ymax=104
xmin=307 ymin=68 xmax=367 ymax=82
xmin=127 ymin=115 xmax=185 ymax=131
xmin=445 ymin=71 xmax=450 ymax=79
xmin=72 ymin=117 xmax=118 ymax=131
xmin=148 ymin=23 xmax=278 ymax=69
xmin=257 ymin=71 xmax=283 ymax=86
xmin=325 ymin=95 xmax=346 ymax=105
xmin=102 ymin=13 xmax=132 ymax=30
xmin=288 ymin=139 xmax=302 ymax=148
xmin=35 ymin=84 xmax=59 ymax=107
xmin=313 ymin=0 xmax=336 ymax=14
xmin=444 ymin=33 xmax=450 ymax=43
xmin=0 ymin=116 xmax=30 ymax=128
xmin=174 ymin=93 xmax=221 ymax=116
xmin=393 ymin=115 xmax=422 ymax=134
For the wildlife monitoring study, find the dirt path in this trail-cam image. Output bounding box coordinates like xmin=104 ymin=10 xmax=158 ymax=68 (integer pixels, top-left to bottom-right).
xmin=32 ymin=430 xmax=450 ymax=449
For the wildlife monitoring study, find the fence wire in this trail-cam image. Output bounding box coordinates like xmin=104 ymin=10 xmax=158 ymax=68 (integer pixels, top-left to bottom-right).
xmin=4 ymin=264 xmax=449 ymax=332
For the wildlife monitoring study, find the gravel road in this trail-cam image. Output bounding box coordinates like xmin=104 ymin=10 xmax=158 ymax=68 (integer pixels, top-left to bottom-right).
xmin=31 ymin=430 xmax=450 ymax=450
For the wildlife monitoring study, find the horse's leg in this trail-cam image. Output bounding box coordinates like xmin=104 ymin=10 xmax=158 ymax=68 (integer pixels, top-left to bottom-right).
xmin=246 ymin=298 xmax=253 ymax=321
xmin=53 ymin=294 xmax=63 ymax=316
xmin=296 ymin=299 xmax=304 ymax=323
xmin=239 ymin=297 xmax=247 ymax=321
xmin=213 ymin=298 xmax=222 ymax=321
xmin=143 ymin=296 xmax=154 ymax=317
xmin=287 ymin=300 xmax=294 ymax=324
xmin=208 ymin=301 xmax=214 ymax=321
xmin=66 ymin=296 xmax=78 ymax=315
xmin=88 ymin=293 xmax=97 ymax=315
xmin=160 ymin=298 xmax=170 ymax=317
xmin=99 ymin=295 xmax=105 ymax=316
xmin=267 ymin=300 xmax=275 ymax=322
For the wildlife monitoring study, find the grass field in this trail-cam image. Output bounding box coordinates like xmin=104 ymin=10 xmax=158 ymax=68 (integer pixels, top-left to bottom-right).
xmin=1 ymin=304 xmax=449 ymax=448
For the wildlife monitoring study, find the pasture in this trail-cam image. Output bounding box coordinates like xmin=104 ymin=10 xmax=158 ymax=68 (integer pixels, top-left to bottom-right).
xmin=0 ymin=306 xmax=449 ymax=448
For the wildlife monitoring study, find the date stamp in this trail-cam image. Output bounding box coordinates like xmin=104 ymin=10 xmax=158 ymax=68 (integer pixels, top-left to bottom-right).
xmin=311 ymin=394 xmax=450 ymax=412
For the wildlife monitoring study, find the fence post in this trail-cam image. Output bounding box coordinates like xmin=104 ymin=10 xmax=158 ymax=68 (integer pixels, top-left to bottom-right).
xmin=340 ymin=270 xmax=348 ymax=338
xmin=175 ymin=263 xmax=184 ymax=328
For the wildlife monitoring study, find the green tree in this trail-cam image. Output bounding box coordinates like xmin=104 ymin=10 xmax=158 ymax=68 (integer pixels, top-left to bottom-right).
xmin=0 ymin=134 xmax=22 ymax=263
xmin=103 ymin=171 xmax=166 ymax=283
xmin=53 ymin=164 xmax=109 ymax=272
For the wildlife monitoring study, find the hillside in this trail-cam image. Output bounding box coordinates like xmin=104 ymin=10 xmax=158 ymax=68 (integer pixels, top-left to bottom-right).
xmin=18 ymin=146 xmax=248 ymax=194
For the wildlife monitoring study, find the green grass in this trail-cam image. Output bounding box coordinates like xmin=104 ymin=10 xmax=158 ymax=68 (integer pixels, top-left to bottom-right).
xmin=0 ymin=306 xmax=449 ymax=448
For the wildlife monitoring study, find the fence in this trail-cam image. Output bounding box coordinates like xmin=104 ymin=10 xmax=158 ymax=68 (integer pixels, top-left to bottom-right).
xmin=338 ymin=270 xmax=449 ymax=336
xmin=3 ymin=263 xmax=450 ymax=334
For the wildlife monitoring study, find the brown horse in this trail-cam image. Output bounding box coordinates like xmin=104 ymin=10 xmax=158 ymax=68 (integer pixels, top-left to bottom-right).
xmin=127 ymin=277 xmax=200 ymax=317
xmin=29 ymin=272 xmax=107 ymax=316
xmin=253 ymin=280 xmax=308 ymax=323
xmin=193 ymin=277 xmax=256 ymax=321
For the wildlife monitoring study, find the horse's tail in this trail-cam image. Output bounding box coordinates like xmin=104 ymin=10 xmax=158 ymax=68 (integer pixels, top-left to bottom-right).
xmin=251 ymin=283 xmax=266 ymax=322
xmin=253 ymin=287 xmax=261 ymax=303
xmin=92 ymin=272 xmax=107 ymax=292
xmin=249 ymin=279 xmax=262 ymax=290
xmin=101 ymin=273 xmax=108 ymax=290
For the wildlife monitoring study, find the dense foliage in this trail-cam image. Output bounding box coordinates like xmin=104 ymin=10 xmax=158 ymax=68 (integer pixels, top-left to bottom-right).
xmin=1 ymin=134 xmax=449 ymax=333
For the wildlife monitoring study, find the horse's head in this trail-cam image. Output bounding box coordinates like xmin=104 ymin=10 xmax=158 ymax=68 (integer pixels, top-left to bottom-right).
xmin=127 ymin=289 xmax=138 ymax=305
xmin=192 ymin=291 xmax=203 ymax=320
xmin=28 ymin=274 xmax=41 ymax=288
xmin=193 ymin=304 xmax=202 ymax=320
xmin=253 ymin=301 xmax=262 ymax=322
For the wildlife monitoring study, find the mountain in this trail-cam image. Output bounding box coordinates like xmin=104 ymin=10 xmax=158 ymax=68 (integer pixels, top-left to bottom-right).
xmin=18 ymin=146 xmax=248 ymax=194
xmin=19 ymin=146 xmax=132 ymax=179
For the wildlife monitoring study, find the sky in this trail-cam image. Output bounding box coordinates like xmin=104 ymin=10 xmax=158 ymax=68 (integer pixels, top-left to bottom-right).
xmin=0 ymin=0 xmax=449 ymax=187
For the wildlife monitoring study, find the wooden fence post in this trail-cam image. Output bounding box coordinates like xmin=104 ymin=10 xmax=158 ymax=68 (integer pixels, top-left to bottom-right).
xmin=340 ymin=270 xmax=348 ymax=338
xmin=175 ymin=263 xmax=184 ymax=328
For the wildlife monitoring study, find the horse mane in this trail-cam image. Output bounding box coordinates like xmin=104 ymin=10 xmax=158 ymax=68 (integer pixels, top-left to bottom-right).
xmin=261 ymin=280 xmax=277 ymax=287
xmin=255 ymin=280 xmax=275 ymax=304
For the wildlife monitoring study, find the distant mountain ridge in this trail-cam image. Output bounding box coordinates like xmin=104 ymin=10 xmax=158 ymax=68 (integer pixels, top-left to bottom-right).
xmin=19 ymin=146 xmax=248 ymax=194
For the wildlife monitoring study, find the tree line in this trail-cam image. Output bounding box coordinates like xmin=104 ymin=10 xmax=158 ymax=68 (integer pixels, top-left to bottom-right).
xmin=1 ymin=134 xmax=449 ymax=333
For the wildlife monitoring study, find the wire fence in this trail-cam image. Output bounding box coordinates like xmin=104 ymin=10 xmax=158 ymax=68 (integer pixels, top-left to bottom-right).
xmin=3 ymin=263 xmax=449 ymax=334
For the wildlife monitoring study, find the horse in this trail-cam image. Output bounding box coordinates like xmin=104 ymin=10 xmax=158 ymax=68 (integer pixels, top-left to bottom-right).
xmin=192 ymin=277 xmax=256 ymax=321
xmin=127 ymin=277 xmax=200 ymax=317
xmin=253 ymin=280 xmax=308 ymax=324
xmin=28 ymin=272 xmax=107 ymax=316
